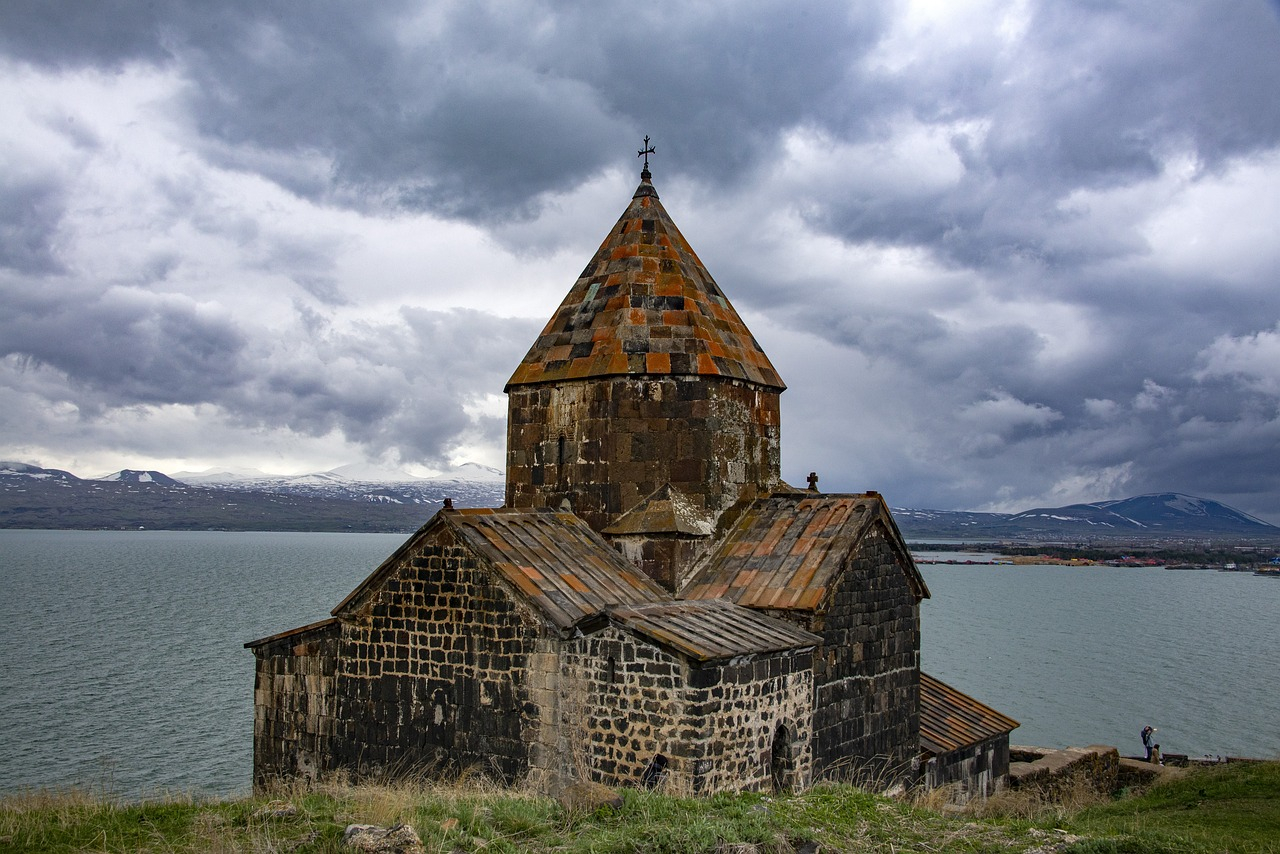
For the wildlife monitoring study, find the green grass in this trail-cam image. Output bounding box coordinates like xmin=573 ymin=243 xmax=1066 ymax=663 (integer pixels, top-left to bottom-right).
xmin=1061 ymin=761 xmax=1280 ymax=854
xmin=2 ymin=761 xmax=1276 ymax=853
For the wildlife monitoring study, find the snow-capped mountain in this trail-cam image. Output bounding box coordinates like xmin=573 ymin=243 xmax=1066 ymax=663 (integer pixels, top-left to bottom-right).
xmin=168 ymin=462 xmax=506 ymax=508
xmin=1094 ymin=493 xmax=1274 ymax=530
xmin=426 ymin=462 xmax=504 ymax=482
xmin=96 ymin=469 xmax=184 ymax=486
xmin=324 ymin=462 xmax=428 ymax=482
xmin=1003 ymin=493 xmax=1275 ymax=535
xmin=169 ymin=466 xmax=274 ymax=484
xmin=0 ymin=460 xmax=79 ymax=481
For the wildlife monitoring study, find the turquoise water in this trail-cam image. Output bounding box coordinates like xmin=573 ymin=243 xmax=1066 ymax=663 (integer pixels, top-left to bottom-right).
xmin=0 ymin=531 xmax=1274 ymax=798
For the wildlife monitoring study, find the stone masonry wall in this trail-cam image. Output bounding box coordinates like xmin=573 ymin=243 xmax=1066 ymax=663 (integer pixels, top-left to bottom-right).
xmin=809 ymin=523 xmax=921 ymax=781
xmin=250 ymin=621 xmax=340 ymax=788
xmin=506 ymin=376 xmax=781 ymax=533
xmin=538 ymin=625 xmax=814 ymax=796
xmin=687 ymin=650 xmax=815 ymax=794
xmin=608 ymin=535 xmax=705 ymax=593
xmin=328 ymin=527 xmax=545 ymax=783
xmin=541 ymin=626 xmax=686 ymax=790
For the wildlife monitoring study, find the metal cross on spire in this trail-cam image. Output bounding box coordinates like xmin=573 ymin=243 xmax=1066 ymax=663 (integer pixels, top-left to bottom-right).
xmin=637 ymin=135 xmax=656 ymax=175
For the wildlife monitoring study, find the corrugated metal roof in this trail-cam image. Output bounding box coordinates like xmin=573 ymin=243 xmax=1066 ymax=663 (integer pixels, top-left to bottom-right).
xmin=332 ymin=507 xmax=667 ymax=627
xmin=447 ymin=508 xmax=668 ymax=629
xmin=607 ymin=599 xmax=821 ymax=662
xmin=505 ymin=174 xmax=784 ymax=392
xmin=919 ymin=672 xmax=1019 ymax=755
xmin=682 ymin=492 xmax=928 ymax=610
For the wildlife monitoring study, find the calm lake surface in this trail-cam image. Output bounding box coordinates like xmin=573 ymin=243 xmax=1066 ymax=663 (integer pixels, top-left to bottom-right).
xmin=0 ymin=531 xmax=1275 ymax=799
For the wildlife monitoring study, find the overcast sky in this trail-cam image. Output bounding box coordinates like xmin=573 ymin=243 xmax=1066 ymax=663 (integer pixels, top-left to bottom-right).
xmin=3 ymin=1 xmax=1279 ymax=521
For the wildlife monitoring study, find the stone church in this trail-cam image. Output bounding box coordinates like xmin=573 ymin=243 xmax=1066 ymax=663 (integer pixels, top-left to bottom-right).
xmin=247 ymin=155 xmax=1017 ymax=797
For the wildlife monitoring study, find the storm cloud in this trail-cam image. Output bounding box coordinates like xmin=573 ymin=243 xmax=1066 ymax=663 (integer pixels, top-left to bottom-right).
xmin=2 ymin=0 xmax=1279 ymax=520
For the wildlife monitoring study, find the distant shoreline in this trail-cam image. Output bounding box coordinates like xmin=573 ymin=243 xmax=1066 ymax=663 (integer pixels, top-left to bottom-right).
xmin=912 ymin=542 xmax=1280 ymax=570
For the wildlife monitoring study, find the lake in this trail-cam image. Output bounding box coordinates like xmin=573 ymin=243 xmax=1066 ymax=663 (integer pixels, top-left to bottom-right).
xmin=0 ymin=531 xmax=1275 ymax=799
xmin=918 ymin=552 xmax=1279 ymax=764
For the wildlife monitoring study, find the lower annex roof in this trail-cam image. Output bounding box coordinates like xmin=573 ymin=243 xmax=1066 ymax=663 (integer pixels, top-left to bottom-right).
xmin=920 ymin=672 xmax=1020 ymax=755
xmin=606 ymin=599 xmax=821 ymax=662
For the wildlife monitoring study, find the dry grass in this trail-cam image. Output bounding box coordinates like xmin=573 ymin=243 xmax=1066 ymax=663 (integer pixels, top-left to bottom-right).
xmin=966 ymin=774 xmax=1112 ymax=822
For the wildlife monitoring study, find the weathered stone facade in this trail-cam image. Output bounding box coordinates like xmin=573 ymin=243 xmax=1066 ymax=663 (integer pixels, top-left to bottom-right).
xmin=328 ymin=529 xmax=543 ymax=782
xmin=248 ymin=163 xmax=1015 ymax=797
xmin=250 ymin=619 xmax=339 ymax=785
xmin=682 ymin=498 xmax=929 ymax=784
xmin=542 ymin=625 xmax=814 ymax=794
xmin=919 ymin=673 xmax=1019 ymax=799
xmin=506 ymin=376 xmax=780 ymax=534
xmin=807 ymin=523 xmax=922 ymax=778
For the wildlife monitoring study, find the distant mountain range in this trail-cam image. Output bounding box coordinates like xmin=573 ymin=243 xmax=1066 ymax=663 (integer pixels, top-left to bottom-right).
xmin=0 ymin=461 xmax=503 ymax=533
xmin=1 ymin=460 xmax=1276 ymax=540
xmin=893 ymin=493 xmax=1279 ymax=540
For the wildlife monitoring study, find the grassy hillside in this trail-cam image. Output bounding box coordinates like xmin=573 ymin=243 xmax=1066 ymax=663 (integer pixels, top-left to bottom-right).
xmin=2 ymin=761 xmax=1276 ymax=853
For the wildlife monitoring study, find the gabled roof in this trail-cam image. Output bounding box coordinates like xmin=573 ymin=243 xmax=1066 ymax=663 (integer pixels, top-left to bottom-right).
xmin=505 ymin=173 xmax=784 ymax=391
xmin=681 ymin=492 xmax=929 ymax=610
xmin=244 ymin=617 xmax=339 ymax=650
xmin=919 ymin=672 xmax=1019 ymax=755
xmin=601 ymin=483 xmax=715 ymax=537
xmin=605 ymin=599 xmax=821 ymax=662
xmin=334 ymin=507 xmax=667 ymax=630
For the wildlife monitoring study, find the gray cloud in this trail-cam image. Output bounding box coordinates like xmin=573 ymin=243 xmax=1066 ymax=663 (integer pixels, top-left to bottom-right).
xmin=0 ymin=283 xmax=249 ymax=405
xmin=0 ymin=175 xmax=68 ymax=275
xmin=2 ymin=0 xmax=1280 ymax=521
xmin=220 ymin=307 xmax=537 ymax=465
xmin=3 ymin=1 xmax=893 ymax=222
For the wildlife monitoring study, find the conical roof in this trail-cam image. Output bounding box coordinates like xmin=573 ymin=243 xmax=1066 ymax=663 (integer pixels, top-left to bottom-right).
xmin=506 ymin=172 xmax=785 ymax=391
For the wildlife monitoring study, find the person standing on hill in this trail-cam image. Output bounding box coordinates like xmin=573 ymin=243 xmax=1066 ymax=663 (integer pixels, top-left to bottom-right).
xmin=1142 ymin=725 xmax=1157 ymax=761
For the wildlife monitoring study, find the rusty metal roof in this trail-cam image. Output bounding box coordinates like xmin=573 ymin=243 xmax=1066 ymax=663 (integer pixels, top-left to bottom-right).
xmin=681 ymin=492 xmax=929 ymax=610
xmin=444 ymin=508 xmax=669 ymax=629
xmin=505 ymin=174 xmax=785 ymax=391
xmin=606 ymin=599 xmax=821 ymax=662
xmin=919 ymin=672 xmax=1019 ymax=755
xmin=333 ymin=507 xmax=668 ymax=630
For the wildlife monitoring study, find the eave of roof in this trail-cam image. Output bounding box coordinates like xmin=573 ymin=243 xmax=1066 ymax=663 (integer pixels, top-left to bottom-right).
xmin=505 ymin=173 xmax=784 ymax=392
xmin=244 ymin=617 xmax=339 ymax=650
xmin=919 ymin=672 xmax=1020 ymax=755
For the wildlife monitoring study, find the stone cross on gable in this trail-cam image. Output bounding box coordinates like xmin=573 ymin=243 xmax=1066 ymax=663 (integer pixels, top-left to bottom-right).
xmin=807 ymin=472 xmax=819 ymax=492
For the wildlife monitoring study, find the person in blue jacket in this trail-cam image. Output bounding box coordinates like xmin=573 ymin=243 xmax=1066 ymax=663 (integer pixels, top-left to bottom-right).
xmin=1141 ymin=725 xmax=1157 ymax=761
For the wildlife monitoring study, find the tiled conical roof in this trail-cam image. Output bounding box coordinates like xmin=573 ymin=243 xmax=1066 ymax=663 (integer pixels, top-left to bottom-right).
xmin=505 ymin=172 xmax=785 ymax=391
